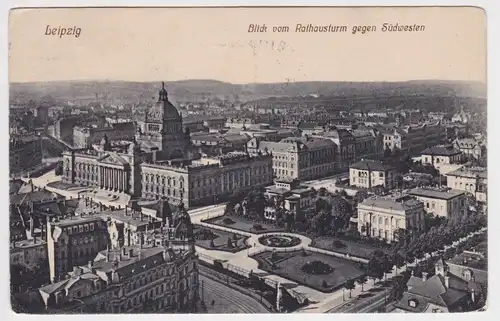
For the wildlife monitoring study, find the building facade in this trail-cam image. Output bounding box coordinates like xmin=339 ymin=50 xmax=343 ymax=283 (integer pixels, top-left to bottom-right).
xmin=247 ymin=136 xmax=337 ymax=181
xmin=10 ymin=135 xmax=43 ymax=176
xmin=349 ymin=160 xmax=396 ymax=189
xmin=408 ymin=187 xmax=468 ymax=219
xmin=39 ymin=203 xmax=198 ymax=313
xmin=421 ymin=145 xmax=463 ymax=167
xmin=357 ymin=194 xmax=425 ymax=242
xmin=446 ymin=167 xmax=487 ymax=204
xmin=141 ymin=152 xmax=273 ymax=208
xmin=453 ymin=138 xmax=486 ymax=160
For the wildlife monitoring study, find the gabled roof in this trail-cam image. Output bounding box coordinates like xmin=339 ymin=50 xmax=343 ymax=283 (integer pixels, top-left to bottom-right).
xmin=396 ymin=273 xmax=471 ymax=312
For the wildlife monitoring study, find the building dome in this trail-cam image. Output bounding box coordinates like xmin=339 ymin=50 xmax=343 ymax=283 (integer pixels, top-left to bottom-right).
xmin=146 ymin=82 xmax=181 ymax=123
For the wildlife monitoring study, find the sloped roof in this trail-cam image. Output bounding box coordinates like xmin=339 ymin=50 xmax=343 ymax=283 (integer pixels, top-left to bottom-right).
xmin=421 ymin=145 xmax=462 ymax=156
xmin=350 ymin=160 xmax=395 ymax=172
xmin=396 ymin=273 xmax=470 ymax=312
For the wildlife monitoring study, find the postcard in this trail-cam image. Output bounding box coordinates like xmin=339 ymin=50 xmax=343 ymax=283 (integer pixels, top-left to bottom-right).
xmin=8 ymin=6 xmax=487 ymax=314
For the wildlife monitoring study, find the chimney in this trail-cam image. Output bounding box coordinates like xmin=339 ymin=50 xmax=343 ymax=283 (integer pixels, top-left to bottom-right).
xmin=125 ymin=207 xmax=128 ymax=215
xmin=140 ymin=212 xmax=144 ymax=221
xmin=140 ymin=234 xmax=144 ymax=249
xmin=422 ymin=272 xmax=428 ymax=282
xmin=106 ymin=252 xmax=110 ymax=262
xmin=100 ymin=203 xmax=104 ymax=211
xmin=471 ymin=288 xmax=475 ymax=303
xmin=445 ymin=276 xmax=450 ymax=288
xmin=88 ymin=261 xmax=93 ymax=269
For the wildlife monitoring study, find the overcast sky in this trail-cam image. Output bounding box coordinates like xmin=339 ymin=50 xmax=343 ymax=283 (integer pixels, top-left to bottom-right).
xmin=9 ymin=7 xmax=486 ymax=83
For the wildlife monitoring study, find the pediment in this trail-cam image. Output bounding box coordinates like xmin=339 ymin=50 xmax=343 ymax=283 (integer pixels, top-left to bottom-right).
xmin=98 ymin=153 xmax=128 ymax=166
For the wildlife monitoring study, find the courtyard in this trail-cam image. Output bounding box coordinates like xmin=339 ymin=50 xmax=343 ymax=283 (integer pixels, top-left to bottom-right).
xmin=203 ymin=215 xmax=286 ymax=235
xmin=193 ymin=224 xmax=250 ymax=253
xmin=251 ymin=249 xmax=365 ymax=293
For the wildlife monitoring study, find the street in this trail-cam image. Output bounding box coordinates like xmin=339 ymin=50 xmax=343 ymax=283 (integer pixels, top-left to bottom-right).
xmin=199 ymin=274 xmax=269 ymax=313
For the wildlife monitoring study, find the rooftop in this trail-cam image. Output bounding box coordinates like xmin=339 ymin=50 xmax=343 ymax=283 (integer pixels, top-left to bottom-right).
xmin=408 ymin=187 xmax=465 ymax=200
xmin=11 ymin=238 xmax=46 ymax=251
xmin=447 ymin=167 xmax=487 ymax=179
xmin=10 ymin=189 xmax=61 ymax=206
xmin=350 ymin=159 xmax=395 ymax=172
xmin=359 ymin=195 xmax=422 ymax=212
xmin=421 ymin=145 xmax=462 ymax=156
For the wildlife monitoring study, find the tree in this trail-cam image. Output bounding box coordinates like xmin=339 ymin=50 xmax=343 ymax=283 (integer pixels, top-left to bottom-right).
xmin=367 ymin=251 xmax=387 ymax=283
xmin=344 ymin=279 xmax=356 ymax=298
xmin=357 ymin=275 xmax=368 ymax=292
xmin=392 ymin=252 xmax=406 ymax=274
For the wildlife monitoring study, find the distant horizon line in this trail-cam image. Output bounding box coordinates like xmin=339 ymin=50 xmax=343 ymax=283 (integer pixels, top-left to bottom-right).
xmin=9 ymin=78 xmax=487 ymax=86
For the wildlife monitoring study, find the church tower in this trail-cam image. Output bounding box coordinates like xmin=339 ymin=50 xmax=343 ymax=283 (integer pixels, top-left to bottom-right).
xmin=136 ymin=82 xmax=190 ymax=159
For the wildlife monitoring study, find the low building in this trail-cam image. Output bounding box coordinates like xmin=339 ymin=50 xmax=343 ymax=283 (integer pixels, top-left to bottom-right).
xmin=421 ymin=145 xmax=462 ymax=167
xmin=349 ymin=160 xmax=396 ymax=189
xmin=265 ymin=178 xmax=315 ymax=221
xmin=446 ymin=246 xmax=487 ymax=287
xmin=394 ymin=258 xmax=483 ymax=313
xmin=453 ymin=138 xmax=486 ymax=160
xmin=407 ymin=187 xmax=468 ymax=219
xmin=446 ymin=167 xmax=487 ymax=203
xmin=357 ymin=194 xmax=425 ymax=242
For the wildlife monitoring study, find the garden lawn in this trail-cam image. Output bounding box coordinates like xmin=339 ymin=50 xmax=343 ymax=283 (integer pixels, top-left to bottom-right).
xmin=203 ymin=216 xmax=286 ymax=234
xmin=252 ymin=250 xmax=365 ymax=293
xmin=194 ymin=224 xmax=250 ymax=253
xmin=311 ymin=236 xmax=392 ymax=259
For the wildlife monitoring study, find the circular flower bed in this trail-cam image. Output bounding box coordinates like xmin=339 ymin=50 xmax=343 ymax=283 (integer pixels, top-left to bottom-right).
xmin=301 ymin=260 xmax=334 ymax=275
xmin=258 ymin=234 xmax=301 ymax=248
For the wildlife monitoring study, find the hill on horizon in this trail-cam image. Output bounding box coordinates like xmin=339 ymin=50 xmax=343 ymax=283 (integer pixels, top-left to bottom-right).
xmin=9 ymin=79 xmax=487 ymax=105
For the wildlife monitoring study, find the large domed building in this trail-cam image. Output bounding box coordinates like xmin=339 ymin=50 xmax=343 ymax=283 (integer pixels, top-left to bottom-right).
xmin=136 ymin=82 xmax=192 ymax=160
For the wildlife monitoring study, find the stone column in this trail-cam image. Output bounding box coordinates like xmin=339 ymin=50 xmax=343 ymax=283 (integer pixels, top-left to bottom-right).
xmin=106 ymin=168 xmax=110 ymax=190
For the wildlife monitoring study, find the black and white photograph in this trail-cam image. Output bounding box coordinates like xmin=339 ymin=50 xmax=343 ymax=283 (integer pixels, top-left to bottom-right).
xmin=7 ymin=6 xmax=487 ymax=314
